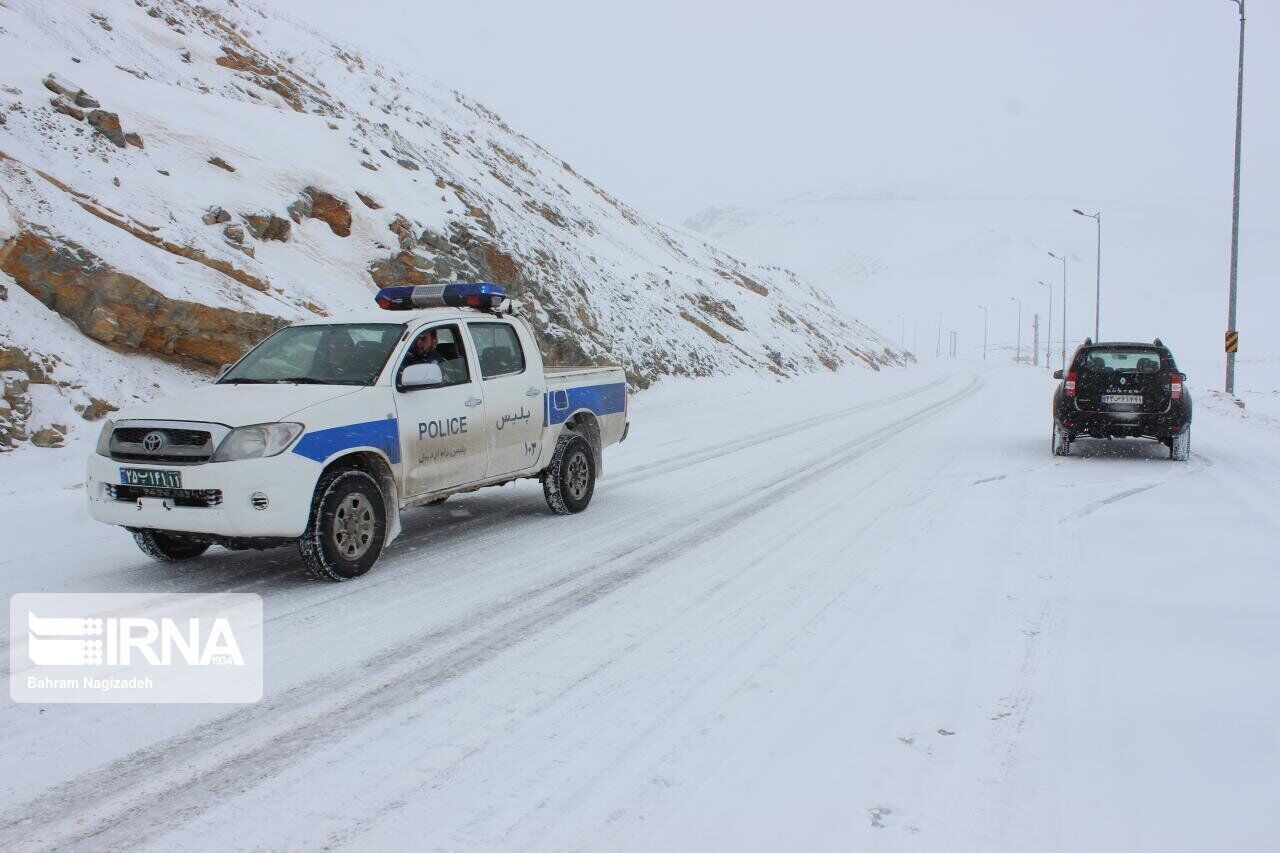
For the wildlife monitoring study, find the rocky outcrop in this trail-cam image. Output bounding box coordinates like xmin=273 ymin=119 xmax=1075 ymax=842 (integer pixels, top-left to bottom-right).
xmin=302 ymin=187 xmax=351 ymax=237
xmin=243 ymin=213 xmax=290 ymax=242
xmin=86 ymin=110 xmax=126 ymax=147
xmin=0 ymin=231 xmax=284 ymax=370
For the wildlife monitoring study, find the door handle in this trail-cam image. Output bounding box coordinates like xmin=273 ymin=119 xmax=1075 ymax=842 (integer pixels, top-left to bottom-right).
xmin=465 ymin=397 xmax=482 ymax=408
xmin=526 ymin=387 xmax=541 ymax=397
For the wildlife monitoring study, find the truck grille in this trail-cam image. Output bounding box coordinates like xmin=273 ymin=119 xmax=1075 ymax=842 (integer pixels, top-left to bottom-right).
xmin=109 ymin=423 xmax=223 ymax=465
xmin=106 ymin=484 xmax=224 ymax=508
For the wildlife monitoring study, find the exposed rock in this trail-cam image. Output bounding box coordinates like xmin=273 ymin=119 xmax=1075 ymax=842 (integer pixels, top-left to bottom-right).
xmin=286 ymin=195 xmax=311 ymax=224
xmin=242 ymin=213 xmax=291 ymax=242
xmin=74 ymin=92 xmax=100 ymax=109
xmin=124 ymin=132 xmax=144 ymax=149
xmin=50 ymin=96 xmax=85 ymax=121
xmin=388 ymin=214 xmax=417 ymax=250
xmin=369 ymin=250 xmax=435 ymax=287
xmin=80 ymin=397 xmax=117 ymax=421
xmin=180 ymin=50 xmax=192 ymax=63
xmin=157 ymin=169 xmax=169 ymax=176
xmin=31 ymin=426 xmax=65 ymax=448
xmin=222 ymin=223 xmax=245 ymax=243
xmin=86 ymin=110 xmax=126 ymax=147
xmin=303 ymin=187 xmax=351 ymax=237
xmin=0 ymin=283 xmax=7 ymax=301
xmin=395 ymin=158 xmax=419 ymax=171
xmin=207 ymin=156 xmax=236 ymax=172
xmin=360 ymin=160 xmax=377 ymax=171
xmin=355 ymin=191 xmax=381 ymax=210
xmin=202 ymin=206 xmax=231 ymax=226
xmin=42 ymin=73 xmax=84 ymax=99
xmin=0 ymin=231 xmax=284 ymax=369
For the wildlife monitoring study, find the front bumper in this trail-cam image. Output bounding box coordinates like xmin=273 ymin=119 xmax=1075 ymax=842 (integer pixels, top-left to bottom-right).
xmin=85 ymin=452 xmax=318 ymax=538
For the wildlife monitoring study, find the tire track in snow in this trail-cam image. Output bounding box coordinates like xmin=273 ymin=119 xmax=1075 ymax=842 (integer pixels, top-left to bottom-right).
xmin=0 ymin=376 xmax=983 ymax=852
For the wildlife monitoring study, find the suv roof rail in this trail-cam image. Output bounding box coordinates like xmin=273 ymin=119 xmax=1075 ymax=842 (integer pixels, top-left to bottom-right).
xmin=1154 ymin=337 xmax=1164 ymax=346
xmin=1083 ymin=337 xmax=1093 ymax=346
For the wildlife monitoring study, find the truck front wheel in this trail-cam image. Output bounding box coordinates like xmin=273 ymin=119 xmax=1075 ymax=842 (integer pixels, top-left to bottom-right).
xmin=298 ymin=469 xmax=387 ymax=581
xmin=543 ymin=433 xmax=596 ymax=515
xmin=130 ymin=529 xmax=211 ymax=562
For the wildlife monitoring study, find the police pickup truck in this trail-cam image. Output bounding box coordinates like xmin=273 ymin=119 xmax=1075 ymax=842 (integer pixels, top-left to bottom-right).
xmin=86 ymin=283 xmax=628 ymax=581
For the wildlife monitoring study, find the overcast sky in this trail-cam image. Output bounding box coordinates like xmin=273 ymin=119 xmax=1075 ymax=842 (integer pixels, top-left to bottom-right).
xmin=269 ymin=0 xmax=1276 ymax=224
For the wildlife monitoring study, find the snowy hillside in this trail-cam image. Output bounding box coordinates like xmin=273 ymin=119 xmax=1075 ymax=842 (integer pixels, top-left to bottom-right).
xmin=0 ymin=0 xmax=900 ymax=452
xmin=687 ymin=185 xmax=1280 ymax=392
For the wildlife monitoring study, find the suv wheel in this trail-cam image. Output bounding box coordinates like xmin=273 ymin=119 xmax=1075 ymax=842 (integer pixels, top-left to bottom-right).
xmin=298 ymin=469 xmax=387 ymax=581
xmin=1051 ymin=423 xmax=1072 ymax=457
xmin=130 ymin=529 xmax=210 ymax=562
xmin=543 ymin=433 xmax=596 ymax=514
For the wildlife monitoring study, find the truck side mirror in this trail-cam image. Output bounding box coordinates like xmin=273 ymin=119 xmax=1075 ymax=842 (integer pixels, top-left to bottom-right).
xmin=1052 ymin=369 xmax=1064 ymax=380
xmin=401 ymin=362 xmax=444 ymax=388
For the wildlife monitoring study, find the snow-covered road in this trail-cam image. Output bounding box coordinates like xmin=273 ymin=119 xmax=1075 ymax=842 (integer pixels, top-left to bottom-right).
xmin=2 ymin=362 xmax=1277 ymax=852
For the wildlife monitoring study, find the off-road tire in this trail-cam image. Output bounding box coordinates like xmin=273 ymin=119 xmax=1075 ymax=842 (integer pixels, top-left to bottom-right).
xmin=130 ymin=529 xmax=210 ymax=562
xmin=1170 ymin=428 xmax=1191 ymax=462
xmin=1051 ymin=422 xmax=1072 ymax=457
xmin=298 ymin=468 xmax=387 ymax=581
xmin=542 ymin=433 xmax=596 ymax=515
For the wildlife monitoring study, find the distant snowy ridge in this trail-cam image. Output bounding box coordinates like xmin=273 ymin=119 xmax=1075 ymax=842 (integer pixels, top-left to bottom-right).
xmin=0 ymin=0 xmax=902 ymax=451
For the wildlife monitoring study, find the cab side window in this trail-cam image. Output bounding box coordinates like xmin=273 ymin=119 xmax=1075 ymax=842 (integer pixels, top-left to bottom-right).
xmin=469 ymin=322 xmax=526 ymax=379
xmin=397 ymin=324 xmax=471 ymax=390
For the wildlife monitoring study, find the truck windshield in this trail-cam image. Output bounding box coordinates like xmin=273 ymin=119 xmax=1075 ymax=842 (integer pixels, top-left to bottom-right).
xmin=220 ymin=323 xmax=405 ymax=386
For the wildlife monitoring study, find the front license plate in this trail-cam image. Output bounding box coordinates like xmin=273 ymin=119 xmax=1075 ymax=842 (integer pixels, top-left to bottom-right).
xmin=1100 ymin=394 xmax=1143 ymax=405
xmin=119 ymin=468 xmax=183 ymax=488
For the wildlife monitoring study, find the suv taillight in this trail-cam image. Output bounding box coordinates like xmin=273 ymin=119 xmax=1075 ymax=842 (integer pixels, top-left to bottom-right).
xmin=1065 ymin=371 xmax=1077 ymax=398
xmin=1170 ymin=372 xmax=1183 ymax=400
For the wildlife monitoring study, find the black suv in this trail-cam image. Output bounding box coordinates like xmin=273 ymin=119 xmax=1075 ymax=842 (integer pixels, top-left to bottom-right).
xmin=1051 ymin=339 xmax=1192 ymax=460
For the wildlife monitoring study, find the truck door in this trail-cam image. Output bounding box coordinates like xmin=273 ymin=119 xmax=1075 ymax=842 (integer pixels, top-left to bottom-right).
xmin=467 ymin=319 xmax=543 ymax=478
xmin=393 ymin=323 xmax=488 ymax=496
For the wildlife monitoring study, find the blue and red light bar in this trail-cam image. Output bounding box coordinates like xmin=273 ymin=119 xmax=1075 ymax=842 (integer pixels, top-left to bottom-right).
xmin=375 ymin=282 xmax=508 ymax=312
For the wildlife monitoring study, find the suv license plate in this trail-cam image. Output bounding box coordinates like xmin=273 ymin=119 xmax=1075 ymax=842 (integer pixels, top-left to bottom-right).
xmin=1100 ymin=394 xmax=1143 ymax=405
xmin=119 ymin=468 xmax=183 ymax=488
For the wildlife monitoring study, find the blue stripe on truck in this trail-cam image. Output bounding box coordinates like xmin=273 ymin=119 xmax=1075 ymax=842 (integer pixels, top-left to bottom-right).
xmin=544 ymin=382 xmax=627 ymax=426
xmin=292 ymin=418 xmax=401 ymax=464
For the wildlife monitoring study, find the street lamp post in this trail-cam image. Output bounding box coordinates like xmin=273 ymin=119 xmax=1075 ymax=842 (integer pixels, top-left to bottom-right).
xmin=1048 ymin=251 xmax=1068 ymax=370
xmin=1225 ymin=0 xmax=1246 ymax=395
xmin=897 ymin=314 xmax=906 ymax=350
xmin=1037 ymin=280 xmax=1053 ymax=371
xmin=1073 ymin=208 xmax=1101 ymax=340
xmin=978 ymin=304 xmax=988 ymax=360
xmin=1010 ymin=296 xmax=1022 ymax=364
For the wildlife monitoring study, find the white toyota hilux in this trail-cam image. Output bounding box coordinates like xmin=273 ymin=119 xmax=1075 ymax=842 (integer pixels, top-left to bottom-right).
xmin=86 ymin=283 xmax=629 ymax=581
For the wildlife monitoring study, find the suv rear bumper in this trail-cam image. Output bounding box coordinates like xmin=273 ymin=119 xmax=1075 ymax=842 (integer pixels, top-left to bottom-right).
xmin=1054 ymin=405 xmax=1189 ymax=439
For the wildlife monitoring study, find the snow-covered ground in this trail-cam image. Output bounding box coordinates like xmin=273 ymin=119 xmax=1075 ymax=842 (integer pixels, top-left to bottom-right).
xmin=1 ymin=362 xmax=1278 ymax=851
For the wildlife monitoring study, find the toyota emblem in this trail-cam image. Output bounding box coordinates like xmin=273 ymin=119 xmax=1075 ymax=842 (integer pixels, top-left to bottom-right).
xmin=142 ymin=431 xmax=165 ymax=452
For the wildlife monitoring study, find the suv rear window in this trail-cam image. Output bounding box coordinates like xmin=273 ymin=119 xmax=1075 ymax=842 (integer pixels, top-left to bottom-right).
xmin=1075 ymin=348 xmax=1167 ymax=373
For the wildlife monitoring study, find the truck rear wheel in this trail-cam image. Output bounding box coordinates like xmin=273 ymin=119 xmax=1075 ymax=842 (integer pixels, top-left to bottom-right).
xmin=130 ymin=529 xmax=210 ymax=562
xmin=298 ymin=469 xmax=387 ymax=581
xmin=543 ymin=433 xmax=596 ymax=515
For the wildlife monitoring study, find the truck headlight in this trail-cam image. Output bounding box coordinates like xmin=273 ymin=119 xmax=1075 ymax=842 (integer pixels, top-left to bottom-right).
xmin=211 ymin=422 xmax=304 ymax=462
xmin=95 ymin=419 xmax=116 ymax=456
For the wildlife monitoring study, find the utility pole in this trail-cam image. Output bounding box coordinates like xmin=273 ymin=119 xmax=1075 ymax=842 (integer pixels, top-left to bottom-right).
xmin=1048 ymin=252 xmax=1068 ymax=370
xmin=1038 ymin=280 xmax=1053 ymax=371
xmin=912 ymin=320 xmax=918 ymax=357
xmin=978 ymin=305 xmax=988 ymax=360
xmin=935 ymin=313 xmax=943 ymax=358
xmin=1073 ymin=208 xmax=1102 ymax=340
xmin=1225 ymin=0 xmax=1246 ymax=395
xmin=1010 ymin=296 xmax=1022 ymax=364
xmin=897 ymin=314 xmax=906 ymax=350
xmin=1033 ymin=313 xmax=1040 ymax=367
